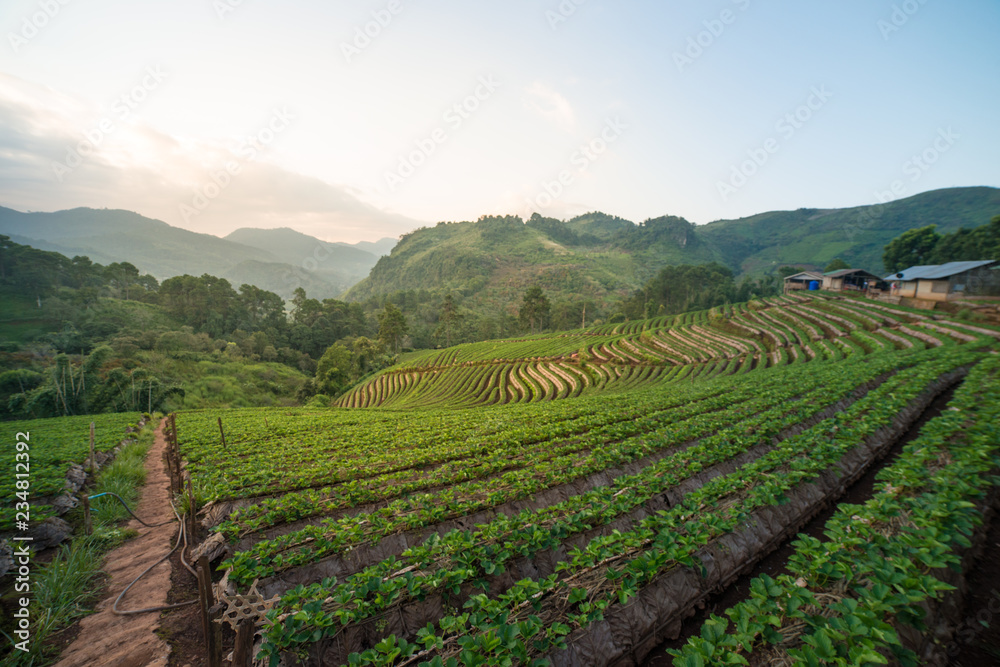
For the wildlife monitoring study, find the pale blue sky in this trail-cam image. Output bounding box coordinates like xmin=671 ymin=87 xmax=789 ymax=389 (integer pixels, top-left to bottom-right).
xmin=1 ymin=0 xmax=997 ymax=241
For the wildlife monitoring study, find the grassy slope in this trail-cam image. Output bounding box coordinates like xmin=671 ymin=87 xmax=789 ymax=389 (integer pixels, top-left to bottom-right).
xmin=146 ymin=352 xmax=308 ymax=410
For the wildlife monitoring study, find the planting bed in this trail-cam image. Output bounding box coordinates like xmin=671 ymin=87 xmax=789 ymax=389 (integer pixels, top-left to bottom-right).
xmin=166 ymin=296 xmax=999 ymax=666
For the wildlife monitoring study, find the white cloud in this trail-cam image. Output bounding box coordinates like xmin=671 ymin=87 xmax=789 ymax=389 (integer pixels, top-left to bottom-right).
xmin=0 ymin=73 xmax=421 ymax=242
xmin=521 ymin=82 xmax=576 ymax=133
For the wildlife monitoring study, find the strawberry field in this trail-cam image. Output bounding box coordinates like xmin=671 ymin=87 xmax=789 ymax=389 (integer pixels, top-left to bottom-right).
xmin=172 ymin=294 xmax=1000 ymax=666
xmin=0 ymin=412 xmax=143 ymax=529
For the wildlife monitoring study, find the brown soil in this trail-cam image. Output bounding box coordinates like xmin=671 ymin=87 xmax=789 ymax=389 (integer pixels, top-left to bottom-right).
xmin=53 ymin=420 xmax=179 ymax=667
xmin=160 ymin=546 xmax=209 ymax=667
xmin=947 ymin=508 xmax=1000 ymax=666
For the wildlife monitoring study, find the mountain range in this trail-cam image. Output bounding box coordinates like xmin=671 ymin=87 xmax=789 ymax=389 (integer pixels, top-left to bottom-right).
xmin=2 ymin=186 xmax=997 ymax=306
xmin=346 ymin=187 xmax=1000 ymax=308
xmin=0 ymin=207 xmax=396 ymax=300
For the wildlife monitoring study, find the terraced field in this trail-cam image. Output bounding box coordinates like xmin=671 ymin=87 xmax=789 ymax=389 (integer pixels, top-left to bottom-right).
xmin=333 ymin=294 xmax=991 ymax=409
xmin=174 ymin=294 xmax=1000 ymax=666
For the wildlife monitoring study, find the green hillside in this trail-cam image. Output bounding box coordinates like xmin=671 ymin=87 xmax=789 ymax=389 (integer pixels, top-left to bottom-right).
xmin=700 ymin=186 xmax=1000 ymax=274
xmin=345 ymin=188 xmax=1000 ymax=310
xmin=345 ymin=213 xmax=720 ymax=309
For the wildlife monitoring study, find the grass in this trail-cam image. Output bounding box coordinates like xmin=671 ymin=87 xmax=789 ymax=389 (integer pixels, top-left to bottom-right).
xmin=146 ymin=353 xmax=308 ymax=411
xmin=1 ymin=418 xmax=157 ymax=666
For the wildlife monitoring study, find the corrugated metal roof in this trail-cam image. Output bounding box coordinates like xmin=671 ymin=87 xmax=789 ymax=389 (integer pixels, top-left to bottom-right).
xmin=884 ymin=260 xmax=998 ymax=281
xmin=824 ymin=268 xmax=883 ymax=279
xmin=784 ymin=271 xmax=823 ymax=281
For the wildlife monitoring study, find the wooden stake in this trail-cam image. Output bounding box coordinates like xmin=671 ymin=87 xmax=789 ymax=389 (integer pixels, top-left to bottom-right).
xmin=233 ymin=618 xmax=255 ymax=666
xmin=198 ymin=556 xmax=215 ymax=659
xmin=208 ymin=603 xmax=224 ymax=667
xmin=186 ymin=474 xmax=197 ymax=540
xmin=82 ymin=495 xmax=92 ymax=536
xmin=88 ymin=422 xmax=96 ymax=475
xmin=197 ymin=555 xmax=222 ymax=666
xmin=217 ymin=417 xmax=226 ymax=449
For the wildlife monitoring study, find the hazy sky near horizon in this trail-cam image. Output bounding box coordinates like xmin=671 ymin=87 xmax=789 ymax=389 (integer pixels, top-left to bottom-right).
xmin=0 ymin=0 xmax=998 ymax=242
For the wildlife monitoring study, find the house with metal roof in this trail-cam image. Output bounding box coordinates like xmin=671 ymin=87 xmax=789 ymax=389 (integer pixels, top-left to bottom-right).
xmin=821 ymin=268 xmax=887 ymax=293
xmin=782 ymin=271 xmax=824 ymax=293
xmin=884 ymin=260 xmax=999 ymax=302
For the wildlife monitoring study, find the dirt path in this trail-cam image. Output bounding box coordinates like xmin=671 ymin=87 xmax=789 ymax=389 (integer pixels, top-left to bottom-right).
xmin=54 ymin=419 xmax=177 ymax=667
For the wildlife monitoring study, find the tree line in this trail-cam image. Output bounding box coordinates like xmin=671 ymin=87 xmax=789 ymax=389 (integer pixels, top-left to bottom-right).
xmin=883 ymin=215 xmax=1000 ymax=273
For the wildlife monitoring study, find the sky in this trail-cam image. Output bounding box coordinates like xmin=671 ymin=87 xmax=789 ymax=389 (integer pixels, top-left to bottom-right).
xmin=0 ymin=0 xmax=998 ymax=243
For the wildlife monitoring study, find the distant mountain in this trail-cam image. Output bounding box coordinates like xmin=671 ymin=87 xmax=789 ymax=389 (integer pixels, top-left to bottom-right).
xmin=0 ymin=207 xmax=391 ymax=300
xmin=344 ymin=187 xmax=999 ymax=310
xmin=0 ymin=207 xmax=275 ymax=277
xmin=223 ymin=227 xmax=381 ymax=296
xmin=3 ymin=186 xmax=995 ymax=310
xmin=352 ymin=238 xmax=397 ymax=257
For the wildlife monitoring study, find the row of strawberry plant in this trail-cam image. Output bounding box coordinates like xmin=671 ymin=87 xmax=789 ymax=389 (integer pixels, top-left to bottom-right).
xmin=185 ymin=357 xmax=793 ymax=504
xmin=253 ymin=351 xmax=906 ymax=655
xmin=218 ymin=365 xmax=815 ymax=545
xmin=669 ymin=351 xmax=1000 ymax=666
xmin=319 ymin=346 xmax=982 ymax=666
xmin=227 ymin=349 xmax=919 ymax=587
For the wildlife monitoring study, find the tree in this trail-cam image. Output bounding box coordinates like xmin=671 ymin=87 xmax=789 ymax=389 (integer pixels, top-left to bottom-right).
xmin=777 ymin=266 xmax=803 ymax=278
xmin=378 ymin=302 xmax=408 ymax=354
xmin=823 ymin=258 xmax=850 ymax=272
xmin=882 ymin=225 xmax=942 ymax=273
xmin=436 ymin=294 xmax=461 ymax=347
xmin=315 ymin=343 xmax=353 ymax=396
xmin=353 ymin=337 xmax=392 ymax=377
xmin=990 ymin=215 xmax=1000 ymax=259
xmin=105 ymin=262 xmax=140 ymax=300
xmin=518 ymin=286 xmax=551 ymax=333
xmin=622 ymin=263 xmax=741 ymax=320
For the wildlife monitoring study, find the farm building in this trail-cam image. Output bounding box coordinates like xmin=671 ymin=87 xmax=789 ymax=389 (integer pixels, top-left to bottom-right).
xmin=782 ymin=271 xmax=823 ymax=293
xmin=885 ymin=259 xmax=999 ymax=302
xmin=821 ymin=268 xmax=888 ymax=293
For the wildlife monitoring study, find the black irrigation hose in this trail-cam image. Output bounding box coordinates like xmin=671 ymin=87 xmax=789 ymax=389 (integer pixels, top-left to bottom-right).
xmin=86 ymin=492 xmax=174 ymax=528
xmin=111 ymin=501 xmax=199 ymax=615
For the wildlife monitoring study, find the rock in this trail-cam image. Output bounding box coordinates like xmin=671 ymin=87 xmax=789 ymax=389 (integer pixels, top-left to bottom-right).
xmin=30 ymin=517 xmax=73 ymax=550
xmin=51 ymin=493 xmax=80 ymax=515
xmin=0 ymin=539 xmax=12 ymax=576
xmin=64 ymin=464 xmax=87 ymax=493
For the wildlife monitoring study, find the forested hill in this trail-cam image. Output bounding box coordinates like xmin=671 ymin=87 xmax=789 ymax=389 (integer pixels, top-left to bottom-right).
xmin=700 ymin=186 xmax=1000 ymax=274
xmin=346 ymin=187 xmax=1000 ymax=306
xmin=344 ymin=213 xmax=720 ymax=307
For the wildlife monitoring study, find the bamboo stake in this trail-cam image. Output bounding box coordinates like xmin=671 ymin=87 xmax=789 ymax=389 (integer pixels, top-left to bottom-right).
xmin=82 ymin=495 xmax=92 ymax=535
xmin=88 ymin=422 xmax=96 ymax=475
xmin=217 ymin=417 xmax=226 ymax=449
xmin=186 ymin=474 xmax=197 ymax=540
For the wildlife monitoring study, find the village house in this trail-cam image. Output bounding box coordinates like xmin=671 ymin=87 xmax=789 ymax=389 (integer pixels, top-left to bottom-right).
xmin=782 ymin=271 xmax=824 ymax=293
xmin=821 ymin=268 xmax=888 ymax=293
xmin=885 ymin=260 xmax=999 ymax=302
